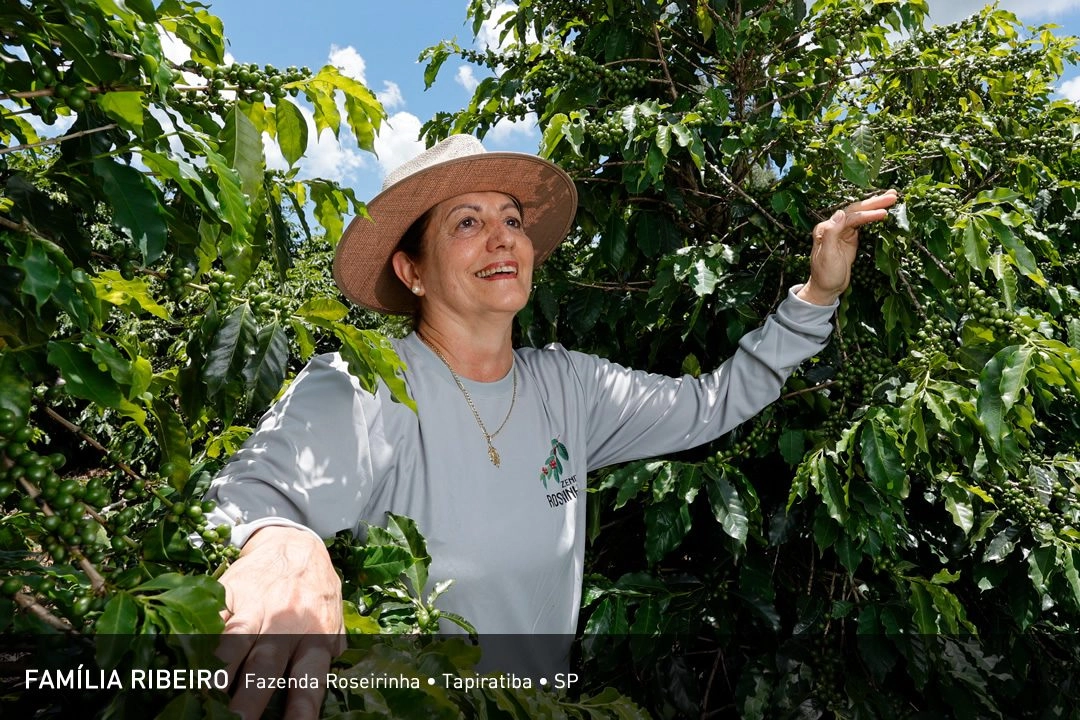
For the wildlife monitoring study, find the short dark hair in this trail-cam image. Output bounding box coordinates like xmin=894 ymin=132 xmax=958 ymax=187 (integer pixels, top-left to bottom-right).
xmin=396 ymin=208 xmax=433 ymax=260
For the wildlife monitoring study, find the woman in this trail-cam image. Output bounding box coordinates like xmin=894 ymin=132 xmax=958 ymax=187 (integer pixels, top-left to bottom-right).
xmin=206 ymin=135 xmax=898 ymax=719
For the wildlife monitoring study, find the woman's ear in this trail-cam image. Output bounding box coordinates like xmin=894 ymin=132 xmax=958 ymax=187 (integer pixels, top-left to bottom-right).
xmin=391 ymin=250 xmax=423 ymax=295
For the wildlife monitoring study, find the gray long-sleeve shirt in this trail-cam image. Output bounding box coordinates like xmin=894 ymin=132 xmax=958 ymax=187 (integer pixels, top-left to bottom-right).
xmin=206 ymin=287 xmax=835 ymax=673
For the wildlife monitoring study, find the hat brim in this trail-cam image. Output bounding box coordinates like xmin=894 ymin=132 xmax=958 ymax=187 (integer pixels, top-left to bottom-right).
xmin=333 ymin=152 xmax=578 ymax=314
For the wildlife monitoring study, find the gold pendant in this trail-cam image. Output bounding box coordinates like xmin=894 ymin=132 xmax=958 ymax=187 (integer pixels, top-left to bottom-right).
xmin=488 ymin=444 xmax=500 ymax=467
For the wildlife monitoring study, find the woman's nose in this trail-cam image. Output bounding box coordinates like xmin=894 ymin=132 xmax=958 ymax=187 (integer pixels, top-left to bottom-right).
xmin=487 ymin=221 xmax=515 ymax=250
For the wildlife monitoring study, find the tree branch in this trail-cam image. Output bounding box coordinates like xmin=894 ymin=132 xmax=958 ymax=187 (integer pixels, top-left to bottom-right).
xmin=18 ymin=476 xmax=107 ymax=595
xmin=44 ymin=407 xmax=145 ymax=487
xmin=13 ymin=591 xmax=75 ymax=633
xmin=652 ymin=23 xmax=679 ymax=101
xmin=915 ymin=238 xmax=956 ymax=281
xmin=781 ymin=380 xmax=836 ymax=399
xmin=1 ymin=106 xmax=37 ymax=118
xmin=705 ymin=160 xmax=801 ymax=244
xmin=0 ymin=84 xmax=108 ymax=102
xmin=0 ymin=123 xmax=118 ymax=156
xmin=897 ymin=268 xmax=926 ymax=318
xmin=567 ymin=279 xmax=651 ymax=293
xmin=700 ymin=647 xmax=726 ymax=720
xmin=0 ymin=216 xmax=26 ymax=233
xmin=751 ymin=64 xmax=943 ymax=117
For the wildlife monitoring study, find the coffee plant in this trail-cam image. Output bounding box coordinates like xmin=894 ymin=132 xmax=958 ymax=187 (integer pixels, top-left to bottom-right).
xmin=423 ymin=0 xmax=1080 ymax=717
xmin=0 ymin=1 xmax=646 ymax=718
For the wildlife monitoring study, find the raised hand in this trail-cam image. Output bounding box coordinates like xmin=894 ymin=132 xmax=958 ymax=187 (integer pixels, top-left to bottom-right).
xmin=796 ymin=189 xmax=899 ymax=306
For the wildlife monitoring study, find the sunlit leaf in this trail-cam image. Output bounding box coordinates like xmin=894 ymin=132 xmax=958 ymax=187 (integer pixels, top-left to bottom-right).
xmin=96 ymin=90 xmax=144 ymax=132
xmin=977 ymin=349 xmax=1007 ymax=451
xmin=837 ymin=137 xmax=870 ymax=188
xmin=984 ymin=527 xmax=1020 ymax=562
xmin=305 ymin=81 xmax=342 ymax=138
xmin=47 ymin=341 xmax=124 ymax=408
xmin=310 ymin=181 xmax=349 ymax=247
xmin=960 ymin=218 xmax=990 ymax=273
xmin=297 ymin=296 xmax=350 ymax=323
xmin=602 ymin=462 xmax=650 ymax=509
xmin=940 ymin=477 xmax=974 ymax=535
xmin=333 ymin=323 xmax=415 ymax=411
xmin=999 ymin=345 xmax=1034 ymax=410
xmin=91 ymin=270 xmax=170 ymax=320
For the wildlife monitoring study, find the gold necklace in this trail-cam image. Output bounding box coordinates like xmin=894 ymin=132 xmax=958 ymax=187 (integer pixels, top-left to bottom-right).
xmin=418 ymin=334 xmax=517 ymax=467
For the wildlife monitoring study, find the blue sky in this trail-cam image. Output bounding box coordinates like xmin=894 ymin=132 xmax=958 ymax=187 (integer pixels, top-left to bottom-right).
xmin=207 ymin=1 xmax=526 ymax=201
xmin=204 ymin=0 xmax=1080 ymax=203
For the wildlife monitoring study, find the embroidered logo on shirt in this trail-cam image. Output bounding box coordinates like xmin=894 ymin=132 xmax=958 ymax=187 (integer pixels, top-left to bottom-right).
xmin=540 ymin=438 xmax=569 ymax=488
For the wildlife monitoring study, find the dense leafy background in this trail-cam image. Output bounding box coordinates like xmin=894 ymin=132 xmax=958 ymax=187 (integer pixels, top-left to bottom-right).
xmin=2 ymin=0 xmax=1080 ymax=718
xmin=0 ymin=1 xmax=642 ymax=717
xmin=423 ymin=0 xmax=1080 ymax=717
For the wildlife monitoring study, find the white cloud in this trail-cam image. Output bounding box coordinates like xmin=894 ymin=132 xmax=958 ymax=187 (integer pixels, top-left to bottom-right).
xmin=1059 ymin=76 xmax=1080 ymax=101
xmin=329 ymin=44 xmax=367 ymax=84
xmin=303 ymin=127 xmax=368 ymax=181
xmin=486 ymin=113 xmax=539 ymax=145
xmin=376 ymin=81 xmax=405 ymax=110
xmin=456 ymin=65 xmax=480 ymax=93
xmin=373 ymin=112 xmax=425 ymax=177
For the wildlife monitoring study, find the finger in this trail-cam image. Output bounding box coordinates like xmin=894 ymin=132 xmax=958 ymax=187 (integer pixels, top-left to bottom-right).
xmin=282 ymin=636 xmax=337 ymax=720
xmin=336 ymin=623 xmax=347 ymax=656
xmin=840 ymin=207 xmax=890 ymax=230
xmin=814 ymin=210 xmax=847 ymax=241
xmin=845 ymin=189 xmax=899 ymax=213
xmin=219 ymin=579 xmax=234 ymax=624
xmin=218 ymin=609 xmax=262 ymax=684
xmin=229 ymin=635 xmax=296 ymax=720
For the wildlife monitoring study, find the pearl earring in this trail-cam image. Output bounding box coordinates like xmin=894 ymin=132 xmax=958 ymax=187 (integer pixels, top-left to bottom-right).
xmin=412 ymin=285 xmax=421 ymax=294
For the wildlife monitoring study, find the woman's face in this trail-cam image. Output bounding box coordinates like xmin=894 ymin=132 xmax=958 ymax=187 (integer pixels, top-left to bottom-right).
xmin=402 ymin=191 xmax=534 ymax=323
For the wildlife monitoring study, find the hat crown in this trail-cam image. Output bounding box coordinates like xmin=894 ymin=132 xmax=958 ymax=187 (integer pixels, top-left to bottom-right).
xmin=381 ymin=135 xmax=487 ymax=191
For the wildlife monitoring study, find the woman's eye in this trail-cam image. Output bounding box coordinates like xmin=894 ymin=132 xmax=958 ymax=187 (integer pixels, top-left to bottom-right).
xmin=506 ymin=217 xmax=521 ymax=228
xmin=458 ymin=217 xmax=476 ymax=229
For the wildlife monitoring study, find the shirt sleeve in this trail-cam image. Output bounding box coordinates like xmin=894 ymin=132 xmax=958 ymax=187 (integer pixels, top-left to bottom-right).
xmin=575 ymin=286 xmax=835 ymax=470
xmin=203 ymin=352 xmax=377 ymax=546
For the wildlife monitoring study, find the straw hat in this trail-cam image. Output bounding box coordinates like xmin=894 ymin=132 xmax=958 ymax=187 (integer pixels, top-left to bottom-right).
xmin=333 ymin=135 xmax=578 ymax=314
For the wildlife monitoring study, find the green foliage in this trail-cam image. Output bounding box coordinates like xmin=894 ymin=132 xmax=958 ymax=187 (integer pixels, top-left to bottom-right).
xmin=425 ymin=0 xmax=1080 ymax=716
xmin=8 ymin=0 xmax=1080 ymax=717
xmin=0 ymin=2 xmax=639 ymax=718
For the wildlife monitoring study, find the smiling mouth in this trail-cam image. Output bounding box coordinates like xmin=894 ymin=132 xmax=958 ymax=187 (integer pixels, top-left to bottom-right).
xmin=475 ymin=264 xmax=517 ymax=278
